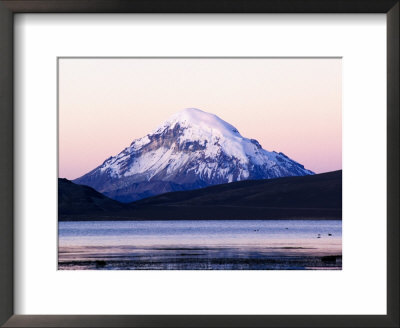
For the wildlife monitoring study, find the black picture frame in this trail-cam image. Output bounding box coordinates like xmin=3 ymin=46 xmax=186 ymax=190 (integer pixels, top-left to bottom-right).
xmin=0 ymin=1 xmax=398 ymax=327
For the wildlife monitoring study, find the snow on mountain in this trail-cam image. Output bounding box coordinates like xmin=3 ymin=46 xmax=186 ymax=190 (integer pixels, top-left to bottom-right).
xmin=74 ymin=108 xmax=314 ymax=202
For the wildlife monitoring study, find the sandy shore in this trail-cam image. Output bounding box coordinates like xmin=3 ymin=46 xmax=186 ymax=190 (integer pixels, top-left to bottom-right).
xmin=58 ymin=246 xmax=342 ymax=270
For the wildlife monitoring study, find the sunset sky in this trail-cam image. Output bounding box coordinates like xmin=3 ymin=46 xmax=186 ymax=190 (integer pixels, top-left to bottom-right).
xmin=59 ymin=58 xmax=342 ymax=180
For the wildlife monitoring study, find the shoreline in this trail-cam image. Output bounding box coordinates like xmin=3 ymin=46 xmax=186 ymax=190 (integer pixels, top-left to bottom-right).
xmin=58 ymin=254 xmax=343 ymax=270
xmin=59 ymin=217 xmax=343 ymax=222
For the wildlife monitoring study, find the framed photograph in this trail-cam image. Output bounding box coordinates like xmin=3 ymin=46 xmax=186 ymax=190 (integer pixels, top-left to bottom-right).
xmin=0 ymin=0 xmax=398 ymax=327
xmin=58 ymin=57 xmax=342 ymax=271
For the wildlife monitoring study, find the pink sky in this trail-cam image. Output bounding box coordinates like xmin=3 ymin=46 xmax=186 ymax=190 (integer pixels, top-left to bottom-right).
xmin=59 ymin=58 xmax=342 ymax=180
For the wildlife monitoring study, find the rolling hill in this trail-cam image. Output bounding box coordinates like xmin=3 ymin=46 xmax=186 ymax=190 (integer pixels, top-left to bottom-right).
xmin=59 ymin=170 xmax=341 ymax=221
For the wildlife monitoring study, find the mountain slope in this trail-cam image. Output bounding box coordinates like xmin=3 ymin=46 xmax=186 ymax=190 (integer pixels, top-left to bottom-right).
xmin=74 ymin=108 xmax=314 ymax=202
xmin=58 ymin=178 xmax=129 ymax=219
xmin=129 ymin=170 xmax=342 ymax=220
xmin=135 ymin=170 xmax=342 ymax=208
xmin=59 ymin=171 xmax=341 ymax=221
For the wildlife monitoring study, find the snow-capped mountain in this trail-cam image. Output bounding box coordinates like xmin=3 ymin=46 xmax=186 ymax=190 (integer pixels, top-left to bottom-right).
xmin=74 ymin=108 xmax=314 ymax=202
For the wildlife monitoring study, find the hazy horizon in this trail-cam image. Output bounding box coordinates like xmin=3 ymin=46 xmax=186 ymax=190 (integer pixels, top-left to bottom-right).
xmin=59 ymin=58 xmax=342 ymax=180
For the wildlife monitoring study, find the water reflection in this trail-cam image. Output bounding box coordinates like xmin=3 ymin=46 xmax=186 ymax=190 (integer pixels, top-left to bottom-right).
xmin=58 ymin=220 xmax=342 ymax=270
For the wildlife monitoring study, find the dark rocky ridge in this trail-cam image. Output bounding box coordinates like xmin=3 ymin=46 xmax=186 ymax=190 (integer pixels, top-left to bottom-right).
xmin=59 ymin=170 xmax=342 ymax=221
xmin=58 ymin=178 xmax=126 ymax=216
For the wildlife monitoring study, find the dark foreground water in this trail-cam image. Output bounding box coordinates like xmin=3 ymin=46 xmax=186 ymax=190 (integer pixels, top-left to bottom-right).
xmin=58 ymin=220 xmax=342 ymax=270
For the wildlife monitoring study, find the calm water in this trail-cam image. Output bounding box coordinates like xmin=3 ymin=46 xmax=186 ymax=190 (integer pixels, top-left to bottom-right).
xmin=58 ymin=220 xmax=342 ymax=270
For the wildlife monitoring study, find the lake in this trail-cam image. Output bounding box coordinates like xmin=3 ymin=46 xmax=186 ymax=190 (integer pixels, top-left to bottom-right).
xmin=58 ymin=220 xmax=342 ymax=270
